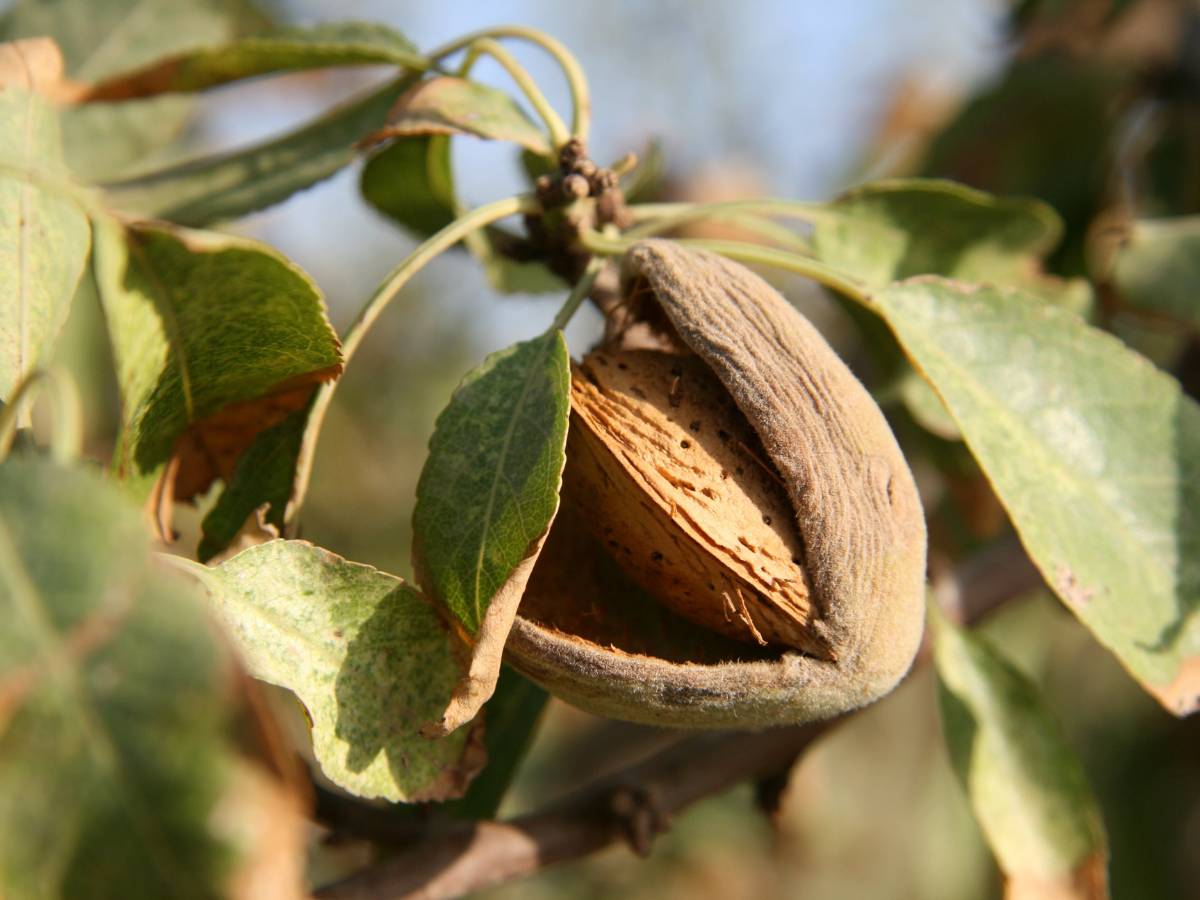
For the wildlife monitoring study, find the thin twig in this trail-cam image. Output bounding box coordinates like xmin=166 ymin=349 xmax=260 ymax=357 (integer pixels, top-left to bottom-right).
xmin=427 ymin=26 xmax=591 ymax=140
xmin=314 ymin=541 xmax=1042 ymax=900
xmin=455 ymin=38 xmax=569 ymax=150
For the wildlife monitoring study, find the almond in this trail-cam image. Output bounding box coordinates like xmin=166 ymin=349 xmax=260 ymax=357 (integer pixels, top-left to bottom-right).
xmin=565 ymin=347 xmax=829 ymax=658
xmin=506 ymin=240 xmax=927 ymax=728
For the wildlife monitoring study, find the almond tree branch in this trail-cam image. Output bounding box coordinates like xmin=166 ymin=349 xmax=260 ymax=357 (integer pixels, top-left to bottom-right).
xmin=314 ymin=539 xmax=1044 ymax=900
xmin=315 ymin=722 xmax=829 ymax=900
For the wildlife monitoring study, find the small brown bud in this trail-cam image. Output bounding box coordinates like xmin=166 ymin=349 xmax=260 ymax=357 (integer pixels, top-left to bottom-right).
xmin=592 ymin=169 xmax=619 ymax=193
xmin=562 ymin=173 xmax=590 ymax=199
xmin=559 ymin=137 xmax=587 ymax=171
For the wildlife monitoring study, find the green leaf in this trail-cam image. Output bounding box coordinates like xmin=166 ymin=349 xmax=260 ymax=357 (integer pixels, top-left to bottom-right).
xmin=812 ymin=179 xmax=1089 ymax=440
xmin=1111 ymin=217 xmax=1200 ymax=330
xmin=360 ymin=134 xmax=562 ymax=294
xmin=84 ymin=21 xmax=425 ymax=99
xmin=203 ymin=540 xmax=484 ymax=802
xmin=413 ymin=331 xmax=570 ymax=735
xmin=361 ymin=134 xmax=457 ymax=237
xmin=813 ymin=179 xmax=1090 ymax=311
xmin=92 ymin=215 xmax=342 ymax=506
xmin=0 ymin=458 xmax=297 ymax=899
xmin=102 ymin=74 xmax=416 ymax=227
xmin=932 ymin=607 xmax=1108 ymax=897
xmin=876 ymin=278 xmax=1200 ymax=715
xmin=413 ymin=331 xmax=570 ymax=634
xmin=442 ymin=665 xmax=546 ymax=819
xmin=2 ymin=0 xmax=271 ymax=182
xmin=197 ymin=401 xmax=310 ymax=562
xmin=479 ymin=251 xmax=566 ymax=296
xmin=897 ymin=368 xmax=961 ymax=441
xmin=920 ymin=57 xmax=1120 ymax=274
xmin=0 ymin=85 xmax=90 ymax=402
xmin=518 ymin=146 xmax=556 ymax=184
xmin=368 ymin=75 xmax=552 ymax=157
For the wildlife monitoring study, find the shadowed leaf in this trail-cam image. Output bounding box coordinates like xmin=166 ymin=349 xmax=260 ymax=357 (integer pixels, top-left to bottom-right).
xmin=932 ymin=606 xmax=1108 ymax=899
xmin=877 ymin=278 xmax=1200 ymax=715
xmin=203 ymin=540 xmax=485 ymax=802
xmin=365 ymin=75 xmax=552 ymax=156
xmin=83 ymin=21 xmax=424 ymax=100
xmin=361 ymin=134 xmax=457 ymax=237
xmin=198 ymin=401 xmax=309 ymax=562
xmin=92 ymin=216 xmax=342 ymax=528
xmin=0 ymin=457 xmax=305 ymax=900
xmin=897 ymin=368 xmax=961 ymax=441
xmin=413 ymin=331 xmax=570 ymax=732
xmin=441 ymin=665 xmax=547 ymax=819
xmin=0 ymin=78 xmax=90 ymax=402
xmin=360 ymin=134 xmax=564 ymax=293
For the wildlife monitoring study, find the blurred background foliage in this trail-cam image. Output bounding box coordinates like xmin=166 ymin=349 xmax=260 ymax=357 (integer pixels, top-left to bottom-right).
xmin=6 ymin=0 xmax=1199 ymax=895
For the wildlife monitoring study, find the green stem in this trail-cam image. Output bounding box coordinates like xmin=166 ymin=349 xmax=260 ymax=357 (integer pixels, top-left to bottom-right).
xmin=290 ymin=195 xmax=539 ymax=524
xmin=0 ymin=368 xmax=82 ymax=465
xmin=429 ymin=26 xmax=591 ymax=141
xmin=156 ymin=551 xmax=221 ymax=589
xmin=549 ymin=258 xmax=603 ymax=333
xmin=624 ymin=199 xmax=832 ymax=239
xmin=456 ymin=38 xmax=570 ymax=150
xmin=628 ymin=212 xmax=814 ymax=254
xmin=578 ymin=230 xmax=870 ymax=308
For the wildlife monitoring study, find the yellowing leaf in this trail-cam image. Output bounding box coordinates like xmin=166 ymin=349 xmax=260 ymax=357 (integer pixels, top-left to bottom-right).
xmin=2 ymin=0 xmax=271 ymax=182
xmin=877 ymin=278 xmax=1200 ymax=715
xmin=932 ymin=606 xmax=1108 ymax=899
xmin=0 ymin=79 xmax=90 ymax=401
xmin=201 ymin=540 xmax=485 ymax=802
xmin=0 ymin=37 xmax=81 ymax=100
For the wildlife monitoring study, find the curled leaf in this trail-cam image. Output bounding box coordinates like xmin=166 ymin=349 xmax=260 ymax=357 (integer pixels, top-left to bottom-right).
xmin=102 ymin=74 xmax=417 ymax=227
xmin=92 ymin=216 xmax=342 ymax=537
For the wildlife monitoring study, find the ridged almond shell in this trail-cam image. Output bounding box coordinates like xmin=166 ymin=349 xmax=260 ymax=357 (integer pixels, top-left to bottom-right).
xmin=565 ymin=347 xmax=829 ymax=658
